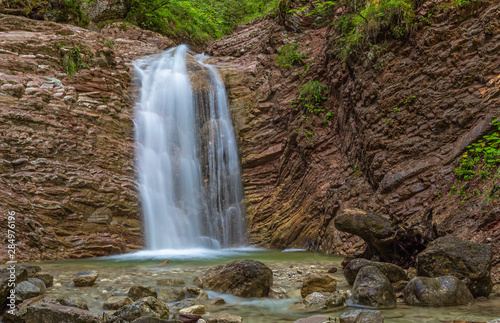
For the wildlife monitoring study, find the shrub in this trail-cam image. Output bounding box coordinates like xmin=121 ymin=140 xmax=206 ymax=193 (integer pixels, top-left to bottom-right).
xmin=276 ymin=42 xmax=307 ymax=67
xmin=296 ymin=80 xmax=329 ymax=115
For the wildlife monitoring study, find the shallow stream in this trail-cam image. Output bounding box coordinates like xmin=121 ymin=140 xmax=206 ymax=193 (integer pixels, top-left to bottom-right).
xmin=36 ymin=249 xmax=500 ymax=322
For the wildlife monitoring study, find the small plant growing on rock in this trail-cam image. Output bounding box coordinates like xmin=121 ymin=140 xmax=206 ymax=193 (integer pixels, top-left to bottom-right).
xmin=297 ymin=80 xmax=328 ymax=114
xmin=61 ymin=47 xmax=87 ymax=77
xmin=276 ymin=42 xmax=307 ymax=68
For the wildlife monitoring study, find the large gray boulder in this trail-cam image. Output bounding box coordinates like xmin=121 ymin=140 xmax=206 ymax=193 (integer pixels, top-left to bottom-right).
xmin=403 ymin=276 xmax=474 ymax=306
xmin=1 ymin=266 xmax=28 ymax=310
xmin=417 ymin=236 xmax=493 ymax=297
xmin=202 ymin=260 xmax=273 ymax=297
xmin=351 ymin=266 xmax=396 ymax=308
xmin=15 ymin=281 xmax=41 ymax=302
xmin=81 ymin=0 xmax=129 ymax=22
xmin=344 ymin=259 xmax=407 ymax=285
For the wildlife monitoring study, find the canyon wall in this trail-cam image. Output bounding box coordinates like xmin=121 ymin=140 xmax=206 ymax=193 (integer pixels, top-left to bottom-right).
xmin=0 ymin=15 xmax=173 ymax=261
xmin=208 ymin=1 xmax=500 ymax=283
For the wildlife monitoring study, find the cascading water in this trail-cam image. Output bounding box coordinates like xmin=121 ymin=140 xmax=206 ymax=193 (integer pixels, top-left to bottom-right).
xmin=133 ymin=45 xmax=245 ymax=251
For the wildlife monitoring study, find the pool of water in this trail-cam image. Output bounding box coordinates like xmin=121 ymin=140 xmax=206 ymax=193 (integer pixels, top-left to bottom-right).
xmin=28 ymin=249 xmax=500 ymax=322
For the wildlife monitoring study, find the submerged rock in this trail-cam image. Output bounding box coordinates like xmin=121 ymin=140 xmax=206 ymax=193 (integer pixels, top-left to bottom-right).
xmin=73 ymin=271 xmax=98 ymax=287
xmin=301 ymin=273 xmax=337 ymax=298
xmin=128 ymin=285 xmax=158 ymax=300
xmin=417 ymin=236 xmax=493 ymax=297
xmin=351 ymin=266 xmax=396 ymax=308
xmin=344 ymin=259 xmax=407 ymax=285
xmin=157 ymin=287 xmax=186 ymax=303
xmin=338 ymin=309 xmax=384 ymax=323
xmin=25 ymin=303 xmax=102 ymax=323
xmin=294 ymin=315 xmax=330 ymax=323
xmin=106 ymin=296 xmax=169 ymax=322
xmin=157 ymin=278 xmax=186 ymax=286
xmin=403 ymin=276 xmax=474 ymax=306
xmin=268 ymin=286 xmax=288 ymax=299
xmin=202 ymin=260 xmax=272 ymax=297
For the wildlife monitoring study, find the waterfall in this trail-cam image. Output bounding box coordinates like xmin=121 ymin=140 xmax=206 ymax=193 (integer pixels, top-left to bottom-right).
xmin=133 ymin=45 xmax=245 ymax=250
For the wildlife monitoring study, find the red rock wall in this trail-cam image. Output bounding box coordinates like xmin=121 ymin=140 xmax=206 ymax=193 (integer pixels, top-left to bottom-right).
xmin=0 ymin=16 xmax=173 ymax=261
xmin=208 ymin=1 xmax=500 ymax=284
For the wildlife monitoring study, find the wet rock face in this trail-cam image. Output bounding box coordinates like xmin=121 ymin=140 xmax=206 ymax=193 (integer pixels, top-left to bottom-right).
xmin=0 ymin=15 xmax=173 ymax=263
xmin=351 ymin=266 xmax=396 ymax=308
xmin=416 ymin=236 xmax=493 ymax=297
xmin=403 ymin=276 xmax=474 ymax=306
xmin=202 ymin=260 xmax=273 ymax=297
xmin=209 ymin=1 xmax=500 ymax=283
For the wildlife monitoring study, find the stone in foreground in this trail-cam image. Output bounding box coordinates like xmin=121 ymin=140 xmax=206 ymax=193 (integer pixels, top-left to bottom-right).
xmin=416 ymin=236 xmax=493 ymax=297
xmin=128 ymin=285 xmax=158 ymax=300
xmin=294 ymin=315 xmax=330 ymax=323
xmin=352 ymin=266 xmax=396 ymax=308
xmin=106 ymin=296 xmax=169 ymax=322
xmin=301 ymin=273 xmax=337 ymax=298
xmin=73 ymin=271 xmax=98 ymax=287
xmin=179 ymin=304 xmax=205 ymax=315
xmin=202 ymin=260 xmax=272 ymax=297
xmin=33 ymin=272 xmax=54 ymax=288
xmin=104 ymin=296 xmax=134 ymax=310
xmin=15 ymin=281 xmax=41 ymax=302
xmin=403 ymin=276 xmax=474 ymax=306
xmin=25 ymin=303 xmax=102 ymax=323
xmin=339 ymin=309 xmax=384 ymax=323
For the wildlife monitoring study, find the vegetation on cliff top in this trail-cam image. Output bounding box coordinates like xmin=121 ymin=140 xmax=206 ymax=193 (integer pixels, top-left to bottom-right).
xmin=126 ymin=0 xmax=280 ymax=44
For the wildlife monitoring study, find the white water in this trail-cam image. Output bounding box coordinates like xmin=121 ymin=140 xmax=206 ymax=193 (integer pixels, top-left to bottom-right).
xmin=133 ymin=45 xmax=245 ymax=251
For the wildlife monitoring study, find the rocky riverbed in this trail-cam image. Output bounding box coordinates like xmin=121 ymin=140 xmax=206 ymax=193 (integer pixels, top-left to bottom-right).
xmin=1 ymin=249 xmax=499 ymax=323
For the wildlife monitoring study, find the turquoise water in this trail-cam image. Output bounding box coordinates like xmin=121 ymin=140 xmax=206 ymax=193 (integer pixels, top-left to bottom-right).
xmin=31 ymin=249 xmax=500 ymax=322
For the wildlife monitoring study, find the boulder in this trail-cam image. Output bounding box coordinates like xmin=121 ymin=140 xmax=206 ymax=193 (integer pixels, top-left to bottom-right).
xmin=352 ymin=266 xmax=396 ymax=308
xmin=25 ymin=303 xmax=102 ymax=323
xmin=302 ymin=291 xmax=350 ymax=310
xmin=301 ymin=273 xmax=337 ymax=298
xmin=28 ymin=278 xmax=46 ymax=295
xmin=416 ymin=236 xmax=493 ymax=297
xmin=104 ymin=296 xmax=134 ymax=310
xmin=128 ymin=285 xmax=158 ymax=300
xmin=339 ymin=309 xmax=384 ymax=323
xmin=178 ymin=314 xmax=202 ymax=322
xmin=73 ymin=271 xmax=98 ymax=287
xmin=325 ymin=290 xmax=351 ymax=308
xmin=157 ymin=287 xmax=186 ymax=302
xmin=202 ymin=260 xmax=272 ymax=297
xmin=157 ymin=278 xmax=186 ymax=286
xmin=33 ymin=272 xmax=54 ymax=288
xmin=183 ymin=286 xmax=202 ymax=298
xmin=403 ymin=276 xmax=474 ymax=306
xmin=179 ymin=305 xmax=205 ymax=315
xmin=1 ymin=266 xmax=28 ymax=310
xmin=192 ymin=276 xmax=203 ymax=288
xmin=334 ymin=209 xmax=397 ymax=260
xmin=15 ymin=281 xmax=41 ymax=302
xmin=17 ymin=265 xmax=42 ymax=278
xmin=81 ymin=0 xmax=129 ymax=22
xmin=106 ymin=296 xmax=169 ymax=322
xmin=205 ymin=313 xmax=243 ymax=323
xmin=344 ymin=259 xmax=407 ymax=285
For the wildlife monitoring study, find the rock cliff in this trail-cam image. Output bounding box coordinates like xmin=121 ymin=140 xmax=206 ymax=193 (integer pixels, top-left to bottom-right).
xmin=0 ymin=15 xmax=173 ymax=261
xmin=208 ymin=0 xmax=500 ymax=284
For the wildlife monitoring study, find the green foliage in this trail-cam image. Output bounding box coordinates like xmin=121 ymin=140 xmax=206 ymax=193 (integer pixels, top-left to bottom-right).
xmin=452 ymin=0 xmax=476 ymax=7
xmin=333 ymin=0 xmax=416 ymax=59
xmin=54 ymin=0 xmax=90 ymax=27
xmin=296 ymin=80 xmax=329 ymax=115
xmin=276 ymin=42 xmax=307 ymax=68
xmin=126 ymin=0 xmax=280 ymax=44
xmin=61 ymin=47 xmax=87 ymax=77
xmin=455 ymin=119 xmax=500 ymax=180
